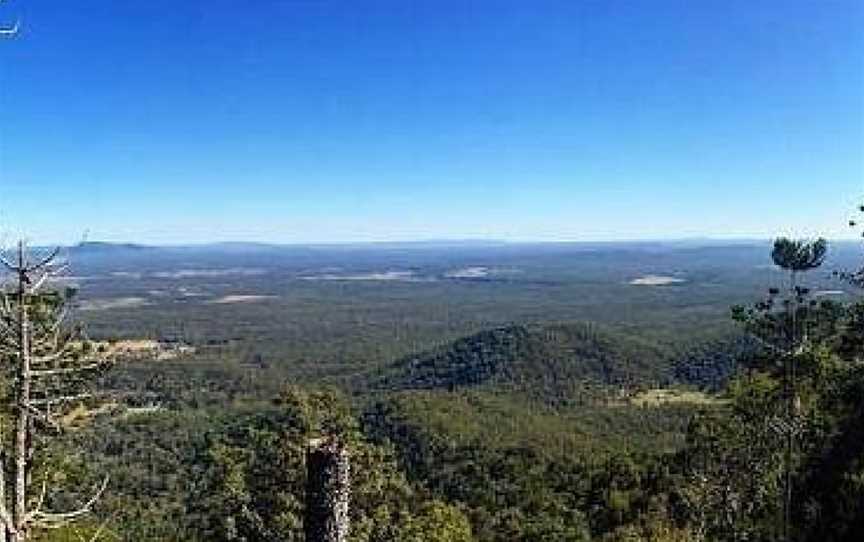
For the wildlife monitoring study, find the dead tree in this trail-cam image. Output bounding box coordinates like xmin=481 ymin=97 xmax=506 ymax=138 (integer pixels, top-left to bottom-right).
xmin=305 ymin=437 xmax=350 ymax=542
xmin=0 ymin=242 xmax=112 ymax=542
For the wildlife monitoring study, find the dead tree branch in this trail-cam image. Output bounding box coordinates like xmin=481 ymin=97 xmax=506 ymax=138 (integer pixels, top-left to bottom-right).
xmin=0 ymin=242 xmax=114 ymax=541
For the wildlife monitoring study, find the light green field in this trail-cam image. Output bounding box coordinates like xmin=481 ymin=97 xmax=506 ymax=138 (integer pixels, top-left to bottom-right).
xmin=630 ymin=388 xmax=726 ymax=407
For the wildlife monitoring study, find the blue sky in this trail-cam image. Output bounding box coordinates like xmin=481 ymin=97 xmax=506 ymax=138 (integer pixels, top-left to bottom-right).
xmin=0 ymin=0 xmax=861 ymax=244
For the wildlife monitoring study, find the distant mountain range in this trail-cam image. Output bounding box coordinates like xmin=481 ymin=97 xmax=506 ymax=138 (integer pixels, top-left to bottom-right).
xmin=61 ymin=239 xmax=776 ymax=250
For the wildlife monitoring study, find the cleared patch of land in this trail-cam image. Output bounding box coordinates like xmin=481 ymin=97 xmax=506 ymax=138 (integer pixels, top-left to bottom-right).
xmin=61 ymin=401 xmax=121 ymax=429
xmin=301 ymin=270 xmax=423 ymax=281
xmin=629 ymin=275 xmax=686 ymax=286
xmin=153 ymin=268 xmax=266 ymax=279
xmin=110 ymin=271 xmax=143 ymax=279
xmin=445 ymin=266 xmax=490 ymax=279
xmin=79 ymin=297 xmax=150 ymax=311
xmin=177 ymin=287 xmax=207 ymax=297
xmin=92 ymin=339 xmax=196 ymax=361
xmin=630 ymin=389 xmax=724 ymax=407
xmin=112 ymin=339 xmax=162 ymax=351
xmin=208 ymin=294 xmax=278 ymax=304
xmin=121 ymin=405 xmax=165 ymax=418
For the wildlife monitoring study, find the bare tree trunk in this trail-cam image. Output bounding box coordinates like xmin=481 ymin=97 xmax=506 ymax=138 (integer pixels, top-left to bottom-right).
xmin=12 ymin=243 xmax=29 ymax=542
xmin=0 ymin=449 xmax=7 ymax=542
xmin=0 ymin=23 xmax=16 ymax=540
xmin=0 ymin=242 xmax=111 ymax=541
xmin=784 ymin=270 xmax=798 ymax=542
xmin=305 ymin=438 xmax=349 ymax=542
xmin=1 ymin=18 xmax=20 ymax=538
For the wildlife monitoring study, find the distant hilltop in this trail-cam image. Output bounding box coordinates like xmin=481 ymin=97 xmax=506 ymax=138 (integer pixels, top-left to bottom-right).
xmin=70 ymin=241 xmax=154 ymax=253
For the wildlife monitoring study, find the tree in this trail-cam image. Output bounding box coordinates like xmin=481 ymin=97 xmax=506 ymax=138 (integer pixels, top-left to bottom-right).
xmin=837 ymin=204 xmax=864 ymax=288
xmin=399 ymin=501 xmax=474 ymax=542
xmin=680 ymin=374 xmax=786 ymax=542
xmin=188 ymin=387 xmax=475 ymax=542
xmin=828 ymin=203 xmax=864 ymax=362
xmin=0 ymin=243 xmax=113 ymax=541
xmin=731 ymin=237 xmax=828 ymax=541
xmin=305 ymin=437 xmax=350 ymax=542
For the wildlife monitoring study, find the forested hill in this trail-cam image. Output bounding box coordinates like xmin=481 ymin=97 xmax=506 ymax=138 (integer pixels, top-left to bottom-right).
xmin=367 ymin=322 xmax=672 ymax=397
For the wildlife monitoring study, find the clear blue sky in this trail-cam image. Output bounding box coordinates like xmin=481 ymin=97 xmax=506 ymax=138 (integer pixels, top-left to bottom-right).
xmin=0 ymin=0 xmax=861 ymax=244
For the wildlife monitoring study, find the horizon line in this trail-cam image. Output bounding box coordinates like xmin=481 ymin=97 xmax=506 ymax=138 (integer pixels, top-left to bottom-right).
xmin=44 ymin=235 xmax=864 ymax=249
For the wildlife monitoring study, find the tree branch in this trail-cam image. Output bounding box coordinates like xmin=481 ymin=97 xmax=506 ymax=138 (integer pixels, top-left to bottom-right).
xmin=31 ymin=363 xmax=105 ymax=378
xmin=25 ymin=247 xmax=61 ymax=274
xmin=30 ymin=394 xmax=98 ymax=407
xmin=28 ymin=477 xmax=109 ymax=529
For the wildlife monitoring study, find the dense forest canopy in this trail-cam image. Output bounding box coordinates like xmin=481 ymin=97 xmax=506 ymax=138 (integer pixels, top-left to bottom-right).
xmin=0 ymin=239 xmax=852 ymax=541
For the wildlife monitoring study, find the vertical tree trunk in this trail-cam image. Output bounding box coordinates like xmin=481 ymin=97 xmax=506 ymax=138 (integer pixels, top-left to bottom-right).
xmin=0 ymin=242 xmax=109 ymax=540
xmin=305 ymin=438 xmax=349 ymax=542
xmin=12 ymin=243 xmax=29 ymax=542
xmin=0 ymin=449 xmax=7 ymax=542
xmin=784 ymin=270 xmax=797 ymax=542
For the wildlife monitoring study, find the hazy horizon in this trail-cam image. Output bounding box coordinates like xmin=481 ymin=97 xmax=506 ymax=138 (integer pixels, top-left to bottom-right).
xmin=14 ymin=235 xmax=864 ymax=250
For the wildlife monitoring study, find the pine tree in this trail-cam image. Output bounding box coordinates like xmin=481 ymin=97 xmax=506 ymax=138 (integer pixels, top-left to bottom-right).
xmin=732 ymin=237 xmax=827 ymax=541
